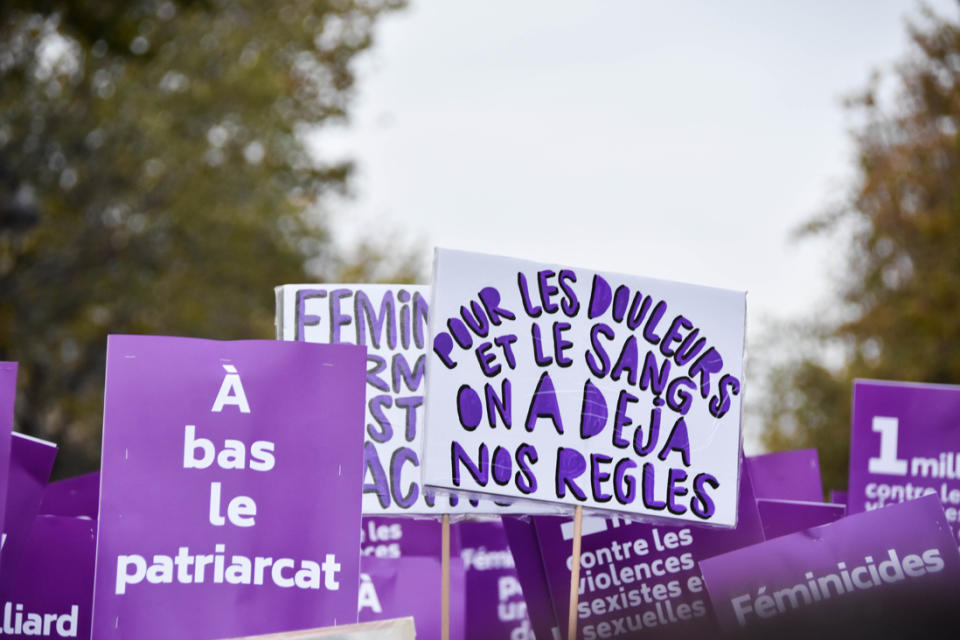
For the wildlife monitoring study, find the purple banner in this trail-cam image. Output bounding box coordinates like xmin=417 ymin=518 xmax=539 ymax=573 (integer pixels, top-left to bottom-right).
xmin=746 ymin=449 xmax=822 ymax=502
xmin=503 ymin=517 xmax=559 ymax=640
xmin=534 ymin=462 xmax=763 ymax=639
xmin=358 ymin=556 xmax=466 ymax=640
xmin=848 ymin=379 xmax=960 ymax=547
xmin=92 ymin=335 xmax=367 ymax=639
xmin=361 ymin=516 xmax=461 ymax=559
xmin=0 ymin=363 xmax=17 ymax=546
xmin=0 ymin=515 xmax=96 ymax=639
xmin=459 ymin=519 xmax=533 ymax=640
xmin=359 ymin=517 xmax=465 ymax=639
xmin=0 ymin=433 xmax=58 ymax=591
xmin=700 ymin=494 xmax=960 ymax=634
xmin=756 ymin=499 xmax=844 ymax=540
xmin=40 ymin=471 xmax=100 ymax=520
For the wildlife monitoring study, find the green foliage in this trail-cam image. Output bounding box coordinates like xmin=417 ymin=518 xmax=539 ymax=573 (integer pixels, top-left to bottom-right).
xmin=0 ymin=0 xmax=412 ymax=476
xmin=761 ymin=5 xmax=960 ymax=492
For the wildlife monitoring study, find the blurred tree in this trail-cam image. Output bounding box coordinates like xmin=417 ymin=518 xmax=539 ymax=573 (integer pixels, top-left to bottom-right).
xmin=0 ymin=0 xmax=416 ymax=477
xmin=760 ymin=5 xmax=960 ymax=493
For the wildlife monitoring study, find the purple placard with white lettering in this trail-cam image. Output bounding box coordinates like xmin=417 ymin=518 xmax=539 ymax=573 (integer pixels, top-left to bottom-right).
xmin=746 ymin=449 xmax=822 ymax=502
xmin=0 ymin=433 xmax=58 ymax=591
xmin=700 ymin=494 xmax=960 ymax=634
xmin=756 ymin=499 xmax=844 ymax=540
xmin=0 ymin=363 xmax=17 ymax=545
xmin=361 ymin=516 xmax=461 ymax=559
xmin=359 ymin=517 xmax=465 ymax=639
xmin=459 ymin=519 xmax=533 ymax=640
xmin=849 ymin=379 xmax=960 ymax=547
xmin=358 ymin=556 xmax=466 ymax=640
xmin=40 ymin=471 xmax=99 ymax=519
xmin=0 ymin=515 xmax=96 ymax=639
xmin=534 ymin=461 xmax=763 ymax=639
xmin=502 ymin=516 xmax=559 ymax=640
xmin=92 ymin=335 xmax=367 ymax=639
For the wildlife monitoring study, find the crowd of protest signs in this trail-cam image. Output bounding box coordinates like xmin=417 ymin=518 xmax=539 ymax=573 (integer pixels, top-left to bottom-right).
xmin=0 ymin=248 xmax=958 ymax=639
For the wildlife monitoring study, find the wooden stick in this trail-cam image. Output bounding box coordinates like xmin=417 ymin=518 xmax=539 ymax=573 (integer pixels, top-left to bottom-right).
xmin=567 ymin=505 xmax=583 ymax=640
xmin=441 ymin=513 xmax=451 ymax=640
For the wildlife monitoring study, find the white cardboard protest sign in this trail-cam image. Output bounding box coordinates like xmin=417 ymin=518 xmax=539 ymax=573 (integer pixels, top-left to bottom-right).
xmin=276 ymin=284 xmax=557 ymax=516
xmin=225 ymin=617 xmax=416 ymax=640
xmin=422 ymin=249 xmax=746 ymax=527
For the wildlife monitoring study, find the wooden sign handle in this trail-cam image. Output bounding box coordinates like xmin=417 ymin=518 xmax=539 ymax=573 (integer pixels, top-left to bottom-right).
xmin=567 ymin=505 xmax=583 ymax=640
xmin=441 ymin=513 xmax=451 ymax=640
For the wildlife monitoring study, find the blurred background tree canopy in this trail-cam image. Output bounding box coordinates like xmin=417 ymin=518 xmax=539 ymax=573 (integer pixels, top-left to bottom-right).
xmin=0 ymin=0 xmax=417 ymax=477
xmin=760 ymin=5 xmax=960 ymax=493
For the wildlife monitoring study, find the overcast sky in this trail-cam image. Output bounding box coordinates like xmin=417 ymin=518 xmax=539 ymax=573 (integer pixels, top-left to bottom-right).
xmin=312 ymin=0 xmax=956 ymax=446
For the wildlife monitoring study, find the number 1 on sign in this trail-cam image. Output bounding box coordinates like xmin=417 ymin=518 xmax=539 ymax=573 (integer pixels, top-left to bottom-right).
xmin=869 ymin=416 xmax=908 ymax=476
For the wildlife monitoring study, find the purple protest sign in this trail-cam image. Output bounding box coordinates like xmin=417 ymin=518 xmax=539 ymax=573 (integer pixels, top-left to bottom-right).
xmin=40 ymin=471 xmax=99 ymax=519
xmin=746 ymin=449 xmax=822 ymax=502
xmin=502 ymin=516 xmax=560 ymax=640
xmin=0 ymin=515 xmax=96 ymax=639
xmin=361 ymin=516 xmax=461 ymax=559
xmin=358 ymin=517 xmax=465 ymax=639
xmin=459 ymin=519 xmax=533 ymax=640
xmin=534 ymin=462 xmax=764 ymax=639
xmin=0 ymin=433 xmax=58 ymax=590
xmin=92 ymin=335 xmax=367 ymax=639
xmin=849 ymin=379 xmax=960 ymax=547
xmin=0 ymin=363 xmax=17 ymax=544
xmin=700 ymin=494 xmax=960 ymax=635
xmin=756 ymin=499 xmax=844 ymax=541
xmin=358 ymin=556 xmax=466 ymax=640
